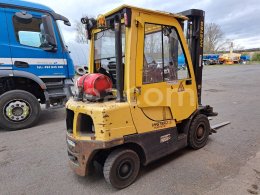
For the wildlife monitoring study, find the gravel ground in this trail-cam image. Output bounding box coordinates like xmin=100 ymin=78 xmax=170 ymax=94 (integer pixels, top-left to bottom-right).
xmin=0 ymin=64 xmax=260 ymax=195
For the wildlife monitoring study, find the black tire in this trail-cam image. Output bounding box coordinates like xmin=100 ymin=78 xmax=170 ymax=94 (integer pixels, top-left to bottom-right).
xmin=188 ymin=114 xmax=210 ymax=150
xmin=0 ymin=90 xmax=41 ymax=130
xmin=103 ymin=148 xmax=140 ymax=189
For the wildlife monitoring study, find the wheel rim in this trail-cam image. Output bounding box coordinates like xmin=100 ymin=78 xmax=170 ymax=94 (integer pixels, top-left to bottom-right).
xmin=4 ymin=100 xmax=31 ymax=122
xmin=117 ymin=159 xmax=134 ymax=180
xmin=195 ymin=124 xmax=206 ymax=141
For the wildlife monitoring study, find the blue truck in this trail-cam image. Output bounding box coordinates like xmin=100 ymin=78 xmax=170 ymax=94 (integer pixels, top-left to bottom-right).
xmin=0 ymin=0 xmax=74 ymax=130
xmin=203 ymin=54 xmax=220 ymax=65
xmin=240 ymin=55 xmax=250 ymax=63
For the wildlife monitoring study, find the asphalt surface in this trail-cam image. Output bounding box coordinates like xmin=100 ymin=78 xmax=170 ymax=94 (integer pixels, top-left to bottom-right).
xmin=1 ymin=65 xmax=260 ymax=195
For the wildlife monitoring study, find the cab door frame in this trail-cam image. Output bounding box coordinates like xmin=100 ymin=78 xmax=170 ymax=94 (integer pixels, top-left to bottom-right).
xmin=135 ymin=12 xmax=198 ymax=121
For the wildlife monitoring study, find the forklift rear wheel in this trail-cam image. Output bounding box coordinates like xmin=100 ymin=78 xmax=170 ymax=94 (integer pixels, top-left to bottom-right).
xmin=188 ymin=114 xmax=210 ymax=149
xmin=103 ymin=148 xmax=140 ymax=189
xmin=0 ymin=90 xmax=40 ymax=130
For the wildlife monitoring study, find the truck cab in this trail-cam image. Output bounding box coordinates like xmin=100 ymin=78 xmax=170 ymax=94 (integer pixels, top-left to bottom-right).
xmin=0 ymin=0 xmax=74 ymax=130
xmin=66 ymin=5 xmax=217 ymax=189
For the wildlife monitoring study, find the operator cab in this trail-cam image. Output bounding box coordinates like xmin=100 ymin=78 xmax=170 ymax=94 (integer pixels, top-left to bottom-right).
xmin=77 ymin=5 xmax=191 ymax=102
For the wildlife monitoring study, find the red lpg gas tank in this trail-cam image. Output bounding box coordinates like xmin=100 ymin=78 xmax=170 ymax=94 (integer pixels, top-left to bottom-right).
xmin=77 ymin=73 xmax=112 ymax=97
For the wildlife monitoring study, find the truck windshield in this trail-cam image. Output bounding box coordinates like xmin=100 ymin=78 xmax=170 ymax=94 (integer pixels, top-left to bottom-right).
xmin=94 ymin=25 xmax=125 ymax=83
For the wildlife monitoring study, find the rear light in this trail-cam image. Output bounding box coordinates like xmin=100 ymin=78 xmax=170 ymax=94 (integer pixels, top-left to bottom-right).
xmin=97 ymin=14 xmax=106 ymax=28
xmin=123 ymin=9 xmax=131 ymax=27
xmin=76 ymin=73 xmax=112 ymax=100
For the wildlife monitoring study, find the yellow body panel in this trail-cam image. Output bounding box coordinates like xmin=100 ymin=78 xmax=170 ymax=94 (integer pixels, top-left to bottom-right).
xmin=130 ymin=105 xmax=176 ymax=134
xmin=66 ymin=100 xmax=136 ymax=141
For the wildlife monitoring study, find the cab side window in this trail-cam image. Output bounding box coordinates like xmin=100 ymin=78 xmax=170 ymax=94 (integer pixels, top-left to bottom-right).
xmin=143 ymin=23 xmax=189 ymax=84
xmin=13 ymin=17 xmax=45 ymax=48
xmin=143 ymin=23 xmax=163 ymax=84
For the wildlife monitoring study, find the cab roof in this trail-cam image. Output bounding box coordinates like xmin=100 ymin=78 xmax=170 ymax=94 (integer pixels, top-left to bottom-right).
xmin=104 ymin=4 xmax=188 ymax=20
xmin=0 ymin=0 xmax=53 ymax=12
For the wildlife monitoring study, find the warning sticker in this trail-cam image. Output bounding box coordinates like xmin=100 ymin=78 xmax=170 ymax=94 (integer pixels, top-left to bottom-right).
xmin=178 ymin=82 xmax=185 ymax=92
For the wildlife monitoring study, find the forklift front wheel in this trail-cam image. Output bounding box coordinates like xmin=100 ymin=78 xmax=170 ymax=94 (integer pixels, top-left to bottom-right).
xmin=188 ymin=114 xmax=210 ymax=150
xmin=103 ymin=148 xmax=140 ymax=189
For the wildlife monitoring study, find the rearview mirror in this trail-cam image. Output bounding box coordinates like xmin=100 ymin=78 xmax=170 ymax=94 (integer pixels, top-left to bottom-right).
xmin=42 ymin=15 xmax=57 ymax=52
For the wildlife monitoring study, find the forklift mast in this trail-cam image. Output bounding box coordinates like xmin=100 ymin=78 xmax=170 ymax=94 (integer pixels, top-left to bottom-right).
xmin=180 ymin=9 xmax=205 ymax=105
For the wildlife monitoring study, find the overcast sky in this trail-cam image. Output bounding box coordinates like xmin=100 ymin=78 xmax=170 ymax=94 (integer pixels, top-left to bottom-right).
xmin=28 ymin=0 xmax=260 ymax=50
xmin=24 ymin=0 xmax=260 ymax=64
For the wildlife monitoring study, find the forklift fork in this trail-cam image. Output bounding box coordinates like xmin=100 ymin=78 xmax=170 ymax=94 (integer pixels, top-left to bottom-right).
xmin=210 ymin=121 xmax=230 ymax=134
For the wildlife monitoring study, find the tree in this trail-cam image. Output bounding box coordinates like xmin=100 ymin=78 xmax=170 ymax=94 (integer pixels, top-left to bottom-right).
xmin=204 ymin=22 xmax=224 ymax=53
xmin=252 ymin=53 xmax=260 ymax=61
xmin=75 ymin=20 xmax=88 ymax=44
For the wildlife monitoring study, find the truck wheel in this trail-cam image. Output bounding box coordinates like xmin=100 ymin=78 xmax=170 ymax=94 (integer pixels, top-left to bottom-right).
xmin=103 ymin=148 xmax=140 ymax=189
xmin=0 ymin=90 xmax=40 ymax=130
xmin=188 ymin=114 xmax=210 ymax=150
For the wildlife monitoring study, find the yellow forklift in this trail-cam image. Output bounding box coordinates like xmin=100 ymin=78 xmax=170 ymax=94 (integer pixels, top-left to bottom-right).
xmin=66 ymin=5 xmax=224 ymax=189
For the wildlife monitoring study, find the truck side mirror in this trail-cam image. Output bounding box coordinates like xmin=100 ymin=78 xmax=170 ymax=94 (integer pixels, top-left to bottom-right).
xmin=41 ymin=15 xmax=57 ymax=52
xmin=64 ymin=21 xmax=71 ymax=26
xmin=52 ymin=12 xmax=71 ymax=26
